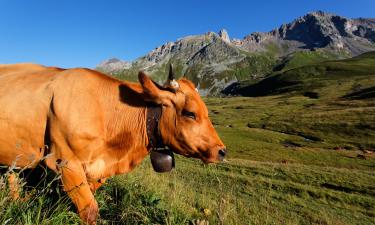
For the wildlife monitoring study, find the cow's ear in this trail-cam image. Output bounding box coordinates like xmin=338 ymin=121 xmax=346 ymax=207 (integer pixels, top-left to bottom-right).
xmin=138 ymin=71 xmax=174 ymax=105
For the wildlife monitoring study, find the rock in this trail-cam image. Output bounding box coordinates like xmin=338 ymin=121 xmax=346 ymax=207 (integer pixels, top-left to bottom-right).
xmin=357 ymin=154 xmax=366 ymax=160
xmin=194 ymin=219 xmax=209 ymax=225
xmin=218 ymin=29 xmax=231 ymax=43
xmin=282 ymin=140 xmax=302 ymax=148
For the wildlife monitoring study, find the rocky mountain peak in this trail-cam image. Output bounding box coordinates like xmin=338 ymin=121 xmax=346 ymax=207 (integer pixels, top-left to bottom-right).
xmin=236 ymin=11 xmax=375 ymax=55
xmin=306 ymin=10 xmax=333 ymax=18
xmin=96 ymin=58 xmax=130 ymax=73
xmin=219 ymin=29 xmax=231 ymax=43
xmin=101 ymin=58 xmax=121 ymax=64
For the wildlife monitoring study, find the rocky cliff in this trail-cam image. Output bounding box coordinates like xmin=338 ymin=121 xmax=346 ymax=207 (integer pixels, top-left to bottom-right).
xmin=235 ymin=11 xmax=375 ymax=56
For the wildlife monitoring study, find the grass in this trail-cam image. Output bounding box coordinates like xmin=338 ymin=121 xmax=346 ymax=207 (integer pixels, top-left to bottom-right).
xmin=0 ymin=168 xmax=81 ymax=225
xmin=1 ymin=53 xmax=375 ymax=224
xmin=275 ymin=50 xmax=338 ymax=72
xmin=96 ymin=155 xmax=374 ymax=225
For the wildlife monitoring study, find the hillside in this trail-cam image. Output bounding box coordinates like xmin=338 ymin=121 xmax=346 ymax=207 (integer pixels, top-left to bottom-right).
xmin=97 ymin=11 xmax=375 ymax=95
xmin=223 ymin=51 xmax=375 ymax=98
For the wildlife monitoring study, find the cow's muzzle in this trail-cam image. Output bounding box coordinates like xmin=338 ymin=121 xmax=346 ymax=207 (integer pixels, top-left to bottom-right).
xmin=218 ymin=148 xmax=227 ymax=161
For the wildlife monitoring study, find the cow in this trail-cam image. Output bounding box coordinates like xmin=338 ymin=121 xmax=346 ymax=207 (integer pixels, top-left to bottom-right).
xmin=0 ymin=63 xmax=226 ymax=224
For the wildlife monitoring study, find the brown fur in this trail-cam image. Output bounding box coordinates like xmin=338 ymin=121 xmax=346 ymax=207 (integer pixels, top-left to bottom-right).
xmin=0 ymin=64 xmax=225 ymax=224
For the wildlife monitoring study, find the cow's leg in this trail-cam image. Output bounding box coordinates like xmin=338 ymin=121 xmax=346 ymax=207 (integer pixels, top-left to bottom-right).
xmin=7 ymin=173 xmax=33 ymax=201
xmin=7 ymin=173 xmax=21 ymax=200
xmin=57 ymin=160 xmax=98 ymax=225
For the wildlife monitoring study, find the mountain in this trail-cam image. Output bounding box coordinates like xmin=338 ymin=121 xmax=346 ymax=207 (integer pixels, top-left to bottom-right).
xmin=97 ymin=30 xmax=258 ymax=95
xmin=233 ymin=11 xmax=375 ymax=56
xmin=97 ymin=11 xmax=375 ymax=95
xmin=97 ymin=58 xmax=131 ymax=73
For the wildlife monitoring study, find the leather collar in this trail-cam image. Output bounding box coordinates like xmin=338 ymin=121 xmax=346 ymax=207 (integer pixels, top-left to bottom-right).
xmin=146 ymin=105 xmax=164 ymax=150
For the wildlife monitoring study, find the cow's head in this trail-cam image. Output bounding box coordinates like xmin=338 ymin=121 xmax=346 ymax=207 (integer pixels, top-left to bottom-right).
xmin=139 ymin=65 xmax=226 ymax=163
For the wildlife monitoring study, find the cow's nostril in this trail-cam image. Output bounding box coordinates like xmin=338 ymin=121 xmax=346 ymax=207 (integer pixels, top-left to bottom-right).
xmin=218 ymin=149 xmax=226 ymax=157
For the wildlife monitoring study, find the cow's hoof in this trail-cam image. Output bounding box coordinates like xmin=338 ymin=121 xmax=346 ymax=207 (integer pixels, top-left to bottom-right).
xmin=79 ymin=201 xmax=98 ymax=225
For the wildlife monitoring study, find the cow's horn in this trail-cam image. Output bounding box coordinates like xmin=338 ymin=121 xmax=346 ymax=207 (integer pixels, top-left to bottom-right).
xmin=166 ymin=64 xmax=179 ymax=90
xmin=168 ymin=64 xmax=175 ymax=80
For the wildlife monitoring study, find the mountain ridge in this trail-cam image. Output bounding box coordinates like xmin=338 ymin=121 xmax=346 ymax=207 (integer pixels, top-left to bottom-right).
xmin=97 ymin=11 xmax=375 ymax=95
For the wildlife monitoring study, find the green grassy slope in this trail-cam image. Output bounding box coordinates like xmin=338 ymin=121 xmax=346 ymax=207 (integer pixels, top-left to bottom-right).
xmin=228 ymin=52 xmax=375 ymax=97
xmin=274 ymin=50 xmax=339 ymax=72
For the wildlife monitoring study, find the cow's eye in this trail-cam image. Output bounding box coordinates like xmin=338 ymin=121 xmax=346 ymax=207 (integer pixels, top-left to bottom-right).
xmin=182 ymin=110 xmax=196 ymax=120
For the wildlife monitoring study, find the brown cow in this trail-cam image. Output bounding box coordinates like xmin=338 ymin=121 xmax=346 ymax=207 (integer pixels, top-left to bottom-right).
xmin=0 ymin=63 xmax=226 ymax=224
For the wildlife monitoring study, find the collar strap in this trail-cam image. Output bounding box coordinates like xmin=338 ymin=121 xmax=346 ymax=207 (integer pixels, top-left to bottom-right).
xmin=146 ymin=105 xmax=164 ymax=150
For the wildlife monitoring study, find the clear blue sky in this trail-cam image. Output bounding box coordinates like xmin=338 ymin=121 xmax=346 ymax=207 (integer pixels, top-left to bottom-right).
xmin=0 ymin=0 xmax=374 ymax=68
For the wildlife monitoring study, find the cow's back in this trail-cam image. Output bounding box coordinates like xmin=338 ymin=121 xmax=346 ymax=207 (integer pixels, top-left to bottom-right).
xmin=0 ymin=64 xmax=64 ymax=167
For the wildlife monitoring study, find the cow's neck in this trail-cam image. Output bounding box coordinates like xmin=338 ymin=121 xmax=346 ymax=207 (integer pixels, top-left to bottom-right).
xmin=146 ymin=105 xmax=164 ymax=150
xmin=86 ymin=81 xmax=168 ymax=178
xmin=100 ymin=82 xmax=151 ymax=175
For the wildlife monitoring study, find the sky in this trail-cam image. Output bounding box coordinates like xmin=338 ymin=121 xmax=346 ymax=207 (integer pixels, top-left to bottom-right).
xmin=0 ymin=0 xmax=374 ymax=68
